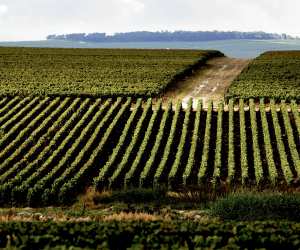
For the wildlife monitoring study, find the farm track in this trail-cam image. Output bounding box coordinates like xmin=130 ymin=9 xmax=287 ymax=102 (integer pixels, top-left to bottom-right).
xmin=0 ymin=96 xmax=299 ymax=206
xmin=162 ymin=57 xmax=250 ymax=108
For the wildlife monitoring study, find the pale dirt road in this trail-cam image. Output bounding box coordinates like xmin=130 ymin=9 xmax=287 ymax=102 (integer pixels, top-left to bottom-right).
xmin=161 ymin=57 xmax=251 ymax=109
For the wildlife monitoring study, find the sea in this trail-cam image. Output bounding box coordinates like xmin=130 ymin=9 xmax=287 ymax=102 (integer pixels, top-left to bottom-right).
xmin=1 ymin=39 xmax=300 ymax=59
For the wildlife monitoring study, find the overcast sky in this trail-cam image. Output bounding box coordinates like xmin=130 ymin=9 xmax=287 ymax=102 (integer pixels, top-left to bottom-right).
xmin=0 ymin=0 xmax=299 ymax=41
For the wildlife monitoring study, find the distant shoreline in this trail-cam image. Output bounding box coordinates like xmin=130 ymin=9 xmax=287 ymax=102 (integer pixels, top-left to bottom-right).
xmin=46 ymin=31 xmax=299 ymax=43
xmin=0 ymin=38 xmax=299 ymax=44
xmin=1 ymin=39 xmax=300 ymax=59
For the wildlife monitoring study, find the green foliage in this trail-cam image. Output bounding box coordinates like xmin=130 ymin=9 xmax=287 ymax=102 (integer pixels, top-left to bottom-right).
xmin=270 ymin=100 xmax=293 ymax=183
xmin=249 ymin=99 xmax=263 ymax=185
xmin=108 ymin=99 xmax=152 ymax=189
xmin=59 ymin=98 xmax=132 ymax=204
xmin=139 ymin=101 xmax=172 ymax=188
xmin=210 ymin=192 xmax=300 ymax=221
xmin=0 ymin=47 xmax=222 ymax=97
xmin=168 ymin=98 xmax=192 ymax=189
xmin=239 ymin=99 xmax=248 ymax=184
xmin=228 ymin=51 xmax=300 ymax=100
xmin=259 ymin=99 xmax=278 ymax=184
xmin=280 ymin=101 xmax=300 ymax=176
xmin=26 ymin=99 xmax=103 ymax=206
xmin=2 ymin=220 xmax=300 ymax=249
xmin=0 ymin=96 xmax=299 ymax=206
xmin=153 ymin=101 xmax=182 ymax=188
xmin=93 ymin=188 xmax=167 ymax=204
xmin=94 ymin=99 xmax=142 ymax=191
xmin=291 ymin=100 xmax=300 ymax=137
xmin=212 ymin=103 xmax=223 ymax=186
xmin=183 ymin=100 xmax=202 ymax=186
xmin=124 ymin=100 xmax=162 ymax=188
xmin=227 ymin=99 xmax=235 ymax=183
xmin=10 ymin=98 xmax=88 ymax=205
xmin=198 ymin=101 xmax=213 ymax=184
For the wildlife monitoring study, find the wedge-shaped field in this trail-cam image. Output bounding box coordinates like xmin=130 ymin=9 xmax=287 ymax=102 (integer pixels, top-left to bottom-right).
xmin=228 ymin=51 xmax=300 ymax=100
xmin=0 ymin=97 xmax=299 ymax=206
xmin=0 ymin=47 xmax=222 ymax=97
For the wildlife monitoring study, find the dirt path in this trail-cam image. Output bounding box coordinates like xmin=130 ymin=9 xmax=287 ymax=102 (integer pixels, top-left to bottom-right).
xmin=162 ymin=57 xmax=251 ymax=108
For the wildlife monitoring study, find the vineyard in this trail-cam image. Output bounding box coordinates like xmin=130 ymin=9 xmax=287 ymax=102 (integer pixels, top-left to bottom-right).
xmin=2 ymin=221 xmax=300 ymax=249
xmin=0 ymin=96 xmax=299 ymax=206
xmin=0 ymin=47 xmax=222 ymax=97
xmin=227 ymin=51 xmax=300 ymax=100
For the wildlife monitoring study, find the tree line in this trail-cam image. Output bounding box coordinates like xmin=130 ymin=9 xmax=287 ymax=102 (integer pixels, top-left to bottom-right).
xmin=47 ymin=31 xmax=296 ymax=42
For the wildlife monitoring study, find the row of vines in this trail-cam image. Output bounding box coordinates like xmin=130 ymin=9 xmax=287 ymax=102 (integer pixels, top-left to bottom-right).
xmin=0 ymin=96 xmax=299 ymax=206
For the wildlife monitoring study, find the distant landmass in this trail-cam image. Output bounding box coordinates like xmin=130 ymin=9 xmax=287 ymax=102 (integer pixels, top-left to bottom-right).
xmin=47 ymin=31 xmax=298 ymax=43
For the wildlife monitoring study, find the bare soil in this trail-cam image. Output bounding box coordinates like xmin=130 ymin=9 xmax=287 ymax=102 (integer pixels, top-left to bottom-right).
xmin=162 ymin=57 xmax=251 ymax=108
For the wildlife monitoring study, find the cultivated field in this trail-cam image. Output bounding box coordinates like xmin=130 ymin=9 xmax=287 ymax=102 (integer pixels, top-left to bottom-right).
xmin=1 ymin=47 xmax=300 ymax=249
xmin=0 ymin=97 xmax=299 ymax=206
xmin=1 ymin=221 xmax=300 ymax=249
xmin=0 ymin=47 xmax=222 ymax=97
xmin=228 ymin=51 xmax=300 ymax=100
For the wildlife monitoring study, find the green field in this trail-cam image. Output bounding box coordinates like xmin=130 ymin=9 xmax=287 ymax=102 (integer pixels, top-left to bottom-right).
xmin=0 ymin=97 xmax=299 ymax=206
xmin=227 ymin=51 xmax=300 ymax=100
xmin=0 ymin=47 xmax=222 ymax=97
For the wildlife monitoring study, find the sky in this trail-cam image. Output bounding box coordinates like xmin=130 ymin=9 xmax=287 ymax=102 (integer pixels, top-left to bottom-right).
xmin=0 ymin=0 xmax=300 ymax=41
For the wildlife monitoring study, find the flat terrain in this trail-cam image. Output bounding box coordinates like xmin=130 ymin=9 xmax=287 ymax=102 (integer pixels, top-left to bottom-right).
xmin=163 ymin=57 xmax=250 ymax=107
